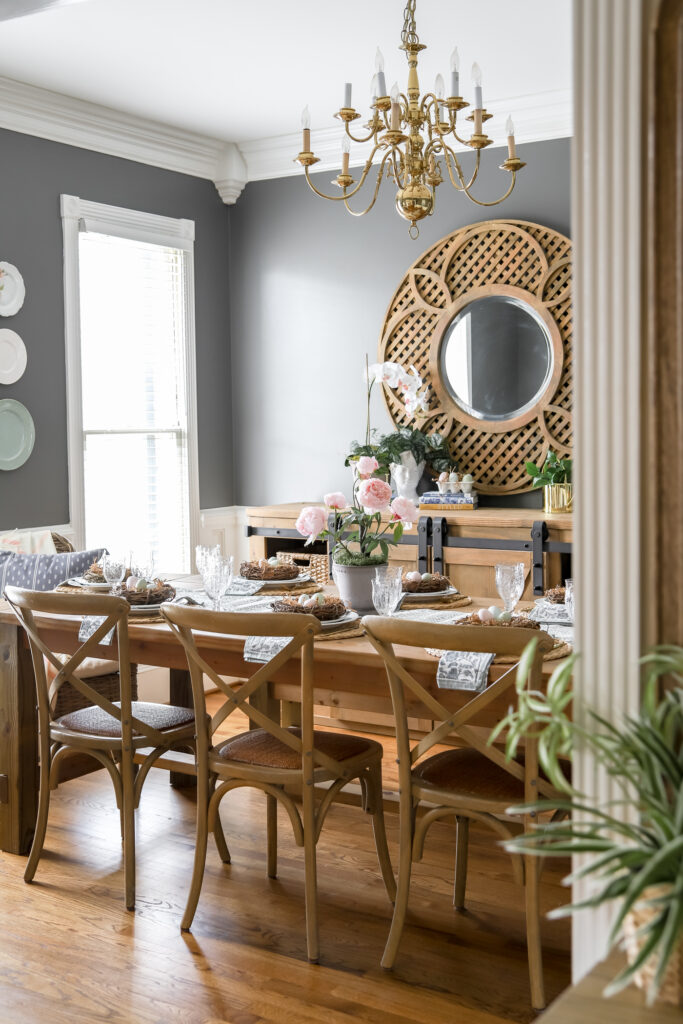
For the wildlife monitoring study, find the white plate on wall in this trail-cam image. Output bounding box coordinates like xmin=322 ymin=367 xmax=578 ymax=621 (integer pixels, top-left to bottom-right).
xmin=0 ymin=329 xmax=27 ymax=384
xmin=0 ymin=263 xmax=26 ymax=317
xmin=0 ymin=399 xmax=35 ymax=470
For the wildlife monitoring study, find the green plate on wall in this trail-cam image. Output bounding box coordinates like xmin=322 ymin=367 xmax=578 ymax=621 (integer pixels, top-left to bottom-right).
xmin=0 ymin=399 xmax=35 ymax=470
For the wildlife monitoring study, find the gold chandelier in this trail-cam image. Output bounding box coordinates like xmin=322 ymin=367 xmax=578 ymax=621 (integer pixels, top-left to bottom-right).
xmin=295 ymin=0 xmax=525 ymax=238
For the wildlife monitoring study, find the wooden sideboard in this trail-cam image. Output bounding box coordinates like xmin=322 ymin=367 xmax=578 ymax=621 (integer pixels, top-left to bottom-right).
xmin=246 ymin=502 xmax=573 ymax=601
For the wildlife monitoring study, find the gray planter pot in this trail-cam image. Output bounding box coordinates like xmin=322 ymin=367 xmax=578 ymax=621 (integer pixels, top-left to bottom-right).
xmin=332 ymin=562 xmax=381 ymax=613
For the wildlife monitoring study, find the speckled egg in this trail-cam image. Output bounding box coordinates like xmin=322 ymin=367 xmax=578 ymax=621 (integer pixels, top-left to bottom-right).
xmin=478 ymin=608 xmax=494 ymax=622
xmin=462 ymin=474 xmax=473 ymax=483
xmin=126 ymin=576 xmax=139 ymax=592
xmin=421 ymin=572 xmax=432 ymax=581
xmin=499 ymin=611 xmax=512 ymax=622
xmin=406 ymin=571 xmax=422 ymax=583
xmin=298 ymin=594 xmax=309 ymax=606
xmin=488 ymin=605 xmax=503 ymax=620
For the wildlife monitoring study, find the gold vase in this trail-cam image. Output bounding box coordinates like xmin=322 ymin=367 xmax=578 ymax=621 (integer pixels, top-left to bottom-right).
xmin=543 ymin=482 xmax=573 ymax=514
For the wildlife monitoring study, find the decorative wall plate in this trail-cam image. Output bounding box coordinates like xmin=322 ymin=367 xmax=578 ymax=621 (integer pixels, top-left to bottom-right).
xmin=0 ymin=329 xmax=27 ymax=384
xmin=378 ymin=219 xmax=572 ymax=494
xmin=0 ymin=263 xmax=26 ymax=316
xmin=0 ymin=399 xmax=35 ymax=470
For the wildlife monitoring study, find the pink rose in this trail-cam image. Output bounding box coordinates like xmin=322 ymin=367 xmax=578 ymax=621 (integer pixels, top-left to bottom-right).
xmin=391 ymin=496 xmax=419 ymax=525
xmin=356 ymin=455 xmax=379 ymax=479
xmin=358 ymin=477 xmax=392 ymax=512
xmin=295 ymin=506 xmax=328 ymax=546
xmin=324 ymin=491 xmax=347 ymax=510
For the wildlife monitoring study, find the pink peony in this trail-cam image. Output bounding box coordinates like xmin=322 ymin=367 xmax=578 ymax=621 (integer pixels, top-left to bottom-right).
xmin=391 ymin=496 xmax=419 ymax=525
xmin=356 ymin=455 xmax=379 ymax=479
xmin=295 ymin=505 xmax=328 ymax=546
xmin=358 ymin=477 xmax=392 ymax=512
xmin=324 ymin=491 xmax=348 ymax=510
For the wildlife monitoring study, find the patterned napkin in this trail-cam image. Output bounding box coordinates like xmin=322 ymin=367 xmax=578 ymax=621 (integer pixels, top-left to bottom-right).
xmin=225 ymin=578 xmax=264 ymax=596
xmin=244 ymin=635 xmax=289 ymax=664
xmin=393 ymin=608 xmax=469 ymax=625
xmin=436 ymin=650 xmax=495 ymax=691
xmin=529 ymin=600 xmax=573 ymax=626
xmin=78 ymin=616 xmax=115 ymax=646
xmin=545 ymin=623 xmax=574 ymax=645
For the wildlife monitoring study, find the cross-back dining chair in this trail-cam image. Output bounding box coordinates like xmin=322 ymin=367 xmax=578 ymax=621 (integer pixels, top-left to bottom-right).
xmin=5 ymin=586 xmax=199 ymax=910
xmin=161 ymin=603 xmax=396 ymax=962
xmin=362 ymin=615 xmax=558 ymax=1011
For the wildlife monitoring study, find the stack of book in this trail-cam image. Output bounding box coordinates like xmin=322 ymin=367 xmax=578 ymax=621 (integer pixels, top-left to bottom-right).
xmin=419 ymin=490 xmax=479 ymax=511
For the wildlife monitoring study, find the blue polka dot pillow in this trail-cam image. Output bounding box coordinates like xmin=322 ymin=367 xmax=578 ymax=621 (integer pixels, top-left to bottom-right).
xmin=0 ymin=548 xmax=106 ymax=594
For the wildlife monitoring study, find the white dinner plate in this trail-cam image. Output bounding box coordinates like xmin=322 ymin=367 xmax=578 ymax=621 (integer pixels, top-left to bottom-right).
xmin=0 ymin=329 xmax=27 ymax=384
xmin=0 ymin=263 xmax=26 ymax=316
xmin=128 ymin=603 xmax=164 ymax=616
xmin=67 ymin=577 xmax=113 ymax=590
xmin=320 ymin=609 xmax=359 ymax=632
xmin=401 ymin=585 xmax=459 ymax=603
xmin=242 ymin=573 xmax=311 ymax=588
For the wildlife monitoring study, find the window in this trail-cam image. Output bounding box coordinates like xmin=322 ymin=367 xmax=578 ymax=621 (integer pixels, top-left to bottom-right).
xmin=61 ymin=196 xmax=199 ymax=573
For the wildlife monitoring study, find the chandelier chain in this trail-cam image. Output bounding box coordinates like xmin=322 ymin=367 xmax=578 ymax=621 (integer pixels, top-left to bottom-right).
xmin=400 ymin=0 xmax=420 ymax=48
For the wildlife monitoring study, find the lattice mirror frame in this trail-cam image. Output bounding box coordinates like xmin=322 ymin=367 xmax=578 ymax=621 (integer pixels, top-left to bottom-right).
xmin=378 ymin=218 xmax=572 ymax=494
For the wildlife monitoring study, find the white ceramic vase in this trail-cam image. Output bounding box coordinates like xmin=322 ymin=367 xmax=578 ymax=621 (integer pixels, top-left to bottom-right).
xmin=332 ymin=562 xmax=379 ymax=613
xmin=390 ymin=451 xmax=425 ymax=505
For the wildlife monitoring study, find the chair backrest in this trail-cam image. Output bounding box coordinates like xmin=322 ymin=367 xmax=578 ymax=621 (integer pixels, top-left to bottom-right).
xmin=161 ymin=605 xmax=350 ymax=779
xmin=362 ymin=616 xmax=558 ymax=802
xmin=4 ymin=586 xmax=168 ymax=747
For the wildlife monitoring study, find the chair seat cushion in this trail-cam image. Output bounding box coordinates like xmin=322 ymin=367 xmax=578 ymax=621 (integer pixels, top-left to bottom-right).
xmin=55 ymin=701 xmax=195 ymax=738
xmin=214 ymin=727 xmax=380 ymax=770
xmin=413 ymin=747 xmax=527 ymax=804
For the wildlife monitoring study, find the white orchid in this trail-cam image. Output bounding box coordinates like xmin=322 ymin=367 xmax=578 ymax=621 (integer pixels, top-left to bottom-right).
xmin=367 ymin=361 xmax=407 ymax=388
xmin=404 ymin=386 xmax=430 ymax=415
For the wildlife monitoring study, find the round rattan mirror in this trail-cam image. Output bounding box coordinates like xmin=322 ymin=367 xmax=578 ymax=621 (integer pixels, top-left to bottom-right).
xmin=378 ymin=218 xmax=572 ymax=494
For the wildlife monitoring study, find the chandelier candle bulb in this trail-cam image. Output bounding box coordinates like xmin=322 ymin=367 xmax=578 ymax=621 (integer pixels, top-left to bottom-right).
xmin=371 ymin=73 xmax=379 ymax=103
xmin=341 ymin=135 xmax=350 ymax=174
xmin=301 ymin=105 xmax=311 ymax=151
xmin=375 ymin=47 xmax=387 ymax=96
xmin=344 ymin=82 xmax=352 ymax=108
xmin=471 ymin=62 xmax=483 ymax=107
xmin=506 ymin=115 xmax=516 ymax=158
xmin=450 ymin=47 xmax=460 ymax=96
xmin=390 ymin=82 xmax=401 ymax=130
xmin=434 ymin=73 xmax=447 ymax=121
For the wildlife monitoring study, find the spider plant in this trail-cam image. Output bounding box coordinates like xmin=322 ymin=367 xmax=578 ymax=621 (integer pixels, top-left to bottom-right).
xmin=491 ymin=642 xmax=683 ymax=1004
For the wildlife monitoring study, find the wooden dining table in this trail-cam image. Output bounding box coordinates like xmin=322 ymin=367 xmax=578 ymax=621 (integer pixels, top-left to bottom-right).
xmin=0 ymin=587 xmax=566 ymax=857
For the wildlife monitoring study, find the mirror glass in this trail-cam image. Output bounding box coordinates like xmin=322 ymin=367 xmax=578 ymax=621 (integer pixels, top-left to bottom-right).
xmin=440 ymin=295 xmax=553 ymax=421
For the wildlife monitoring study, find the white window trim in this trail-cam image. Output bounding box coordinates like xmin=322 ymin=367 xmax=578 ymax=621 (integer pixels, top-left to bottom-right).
xmin=61 ymin=194 xmax=201 ymax=561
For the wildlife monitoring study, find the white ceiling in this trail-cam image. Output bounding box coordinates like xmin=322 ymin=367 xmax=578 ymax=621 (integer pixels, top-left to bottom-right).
xmin=0 ymin=0 xmax=572 ymax=145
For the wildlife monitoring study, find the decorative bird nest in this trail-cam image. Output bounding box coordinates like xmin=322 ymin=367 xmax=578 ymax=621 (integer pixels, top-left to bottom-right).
xmin=271 ymin=597 xmax=347 ymax=621
xmin=240 ymin=560 xmax=300 ymax=581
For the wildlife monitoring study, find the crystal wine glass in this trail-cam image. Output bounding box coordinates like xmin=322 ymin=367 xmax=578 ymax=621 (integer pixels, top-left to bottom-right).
xmin=201 ymin=555 xmax=234 ymax=611
xmin=371 ymin=577 xmax=403 ymax=616
xmin=102 ymin=553 xmax=126 ymax=594
xmin=495 ymin=562 xmax=525 ymax=614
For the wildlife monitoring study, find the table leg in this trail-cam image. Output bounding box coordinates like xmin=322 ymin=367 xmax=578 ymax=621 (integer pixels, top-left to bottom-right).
xmin=169 ymin=668 xmax=196 ymax=789
xmin=0 ymin=623 xmax=39 ymax=855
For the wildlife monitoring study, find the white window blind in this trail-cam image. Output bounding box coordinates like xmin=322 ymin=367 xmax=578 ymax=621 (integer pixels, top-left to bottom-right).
xmin=77 ymin=230 xmax=193 ymax=572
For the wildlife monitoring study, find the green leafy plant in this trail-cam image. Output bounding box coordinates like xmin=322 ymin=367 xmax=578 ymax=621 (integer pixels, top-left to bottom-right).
xmin=525 ymin=450 xmax=572 ymax=488
xmin=493 ymin=642 xmax=683 ymax=1004
xmin=344 ymin=432 xmax=392 ymax=476
xmin=377 ymin=427 xmax=453 ymax=474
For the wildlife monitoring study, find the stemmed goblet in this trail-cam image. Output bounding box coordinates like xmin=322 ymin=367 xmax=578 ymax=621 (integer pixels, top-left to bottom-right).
xmin=494 ymin=562 xmax=525 ymax=614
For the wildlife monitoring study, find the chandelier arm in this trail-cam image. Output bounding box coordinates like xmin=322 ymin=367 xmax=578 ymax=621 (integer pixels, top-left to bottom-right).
xmin=461 ymin=171 xmax=517 ymax=207
xmin=440 ymin=146 xmax=469 ymax=191
xmin=389 ymin=147 xmax=406 ymax=189
xmin=343 ymin=152 xmax=393 ymax=217
xmin=345 ymin=119 xmax=382 ymax=145
xmin=303 ymin=147 xmax=382 ymax=202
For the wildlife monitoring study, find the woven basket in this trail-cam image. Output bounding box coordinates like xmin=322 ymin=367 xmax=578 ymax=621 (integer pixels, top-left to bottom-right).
xmin=277 ymin=550 xmax=329 ymax=586
xmin=623 ymin=885 xmax=683 ymax=1006
xmin=53 ymin=665 xmax=139 ymax=718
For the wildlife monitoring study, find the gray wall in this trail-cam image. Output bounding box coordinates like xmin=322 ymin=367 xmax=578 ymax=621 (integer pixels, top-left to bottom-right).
xmin=230 ymin=136 xmax=570 ymax=509
xmin=0 ymin=127 xmax=232 ymax=531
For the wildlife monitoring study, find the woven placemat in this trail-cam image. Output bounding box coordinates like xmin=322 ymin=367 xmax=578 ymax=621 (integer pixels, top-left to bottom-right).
xmin=426 ymin=639 xmax=572 ymax=663
xmin=315 ymin=621 xmax=365 ymax=642
xmin=259 ymin=581 xmax=323 ymax=597
xmin=55 ymin=584 xmax=166 ymax=624
xmin=401 ymin=593 xmax=472 ymax=611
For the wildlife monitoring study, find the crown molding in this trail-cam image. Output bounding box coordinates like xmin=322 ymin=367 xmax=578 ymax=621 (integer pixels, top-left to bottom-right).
xmin=240 ymin=88 xmax=572 ymax=182
xmin=0 ymin=74 xmax=248 ymax=203
xmin=0 ymin=74 xmax=569 ymax=202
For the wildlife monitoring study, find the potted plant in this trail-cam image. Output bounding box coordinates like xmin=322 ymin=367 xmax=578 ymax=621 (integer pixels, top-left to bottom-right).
xmin=492 ymin=642 xmax=683 ymax=1006
xmin=295 ymin=478 xmax=418 ymax=612
xmin=525 ymin=451 xmax=573 ymax=513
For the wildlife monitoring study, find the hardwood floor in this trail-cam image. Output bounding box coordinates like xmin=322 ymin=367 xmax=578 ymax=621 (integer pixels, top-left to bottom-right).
xmin=0 ymin=712 xmax=571 ymax=1024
